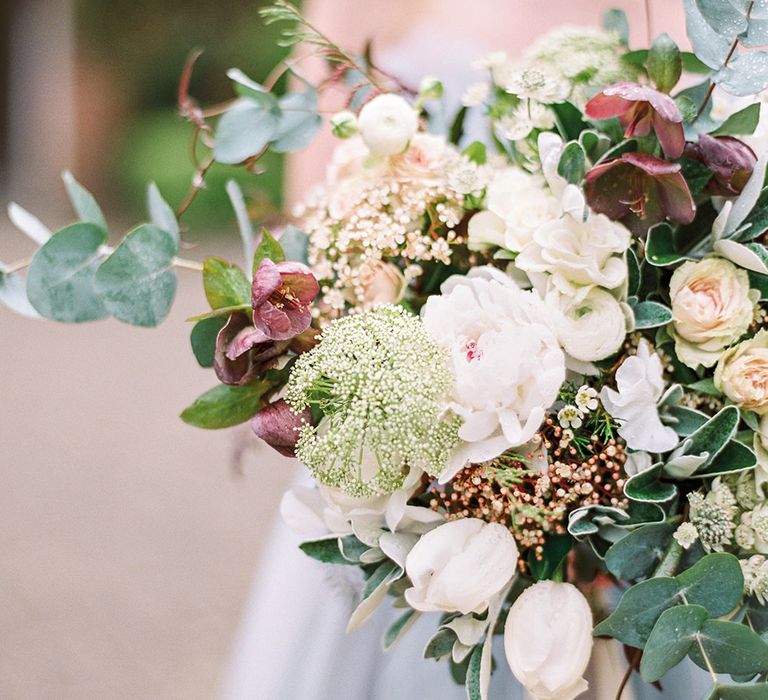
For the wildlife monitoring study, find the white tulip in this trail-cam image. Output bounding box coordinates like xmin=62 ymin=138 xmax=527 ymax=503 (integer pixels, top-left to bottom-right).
xmin=504 ymin=581 xmax=592 ymax=700
xmin=358 ymin=94 xmax=418 ymax=156
xmin=404 ymin=519 xmax=518 ymax=615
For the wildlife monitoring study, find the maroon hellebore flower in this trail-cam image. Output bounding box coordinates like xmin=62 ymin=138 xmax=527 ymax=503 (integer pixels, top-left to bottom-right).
xmin=684 ymin=134 xmax=757 ymax=197
xmin=252 ymin=258 xmax=320 ymax=341
xmin=214 ymin=312 xmax=290 ymax=386
xmin=585 ymin=152 xmax=696 ymax=235
xmin=251 ymin=399 xmax=311 ymax=457
xmin=586 ymin=82 xmax=685 ymax=159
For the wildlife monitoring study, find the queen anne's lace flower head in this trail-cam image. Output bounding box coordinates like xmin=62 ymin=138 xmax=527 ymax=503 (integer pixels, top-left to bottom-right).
xmin=286 ymin=305 xmax=459 ymax=496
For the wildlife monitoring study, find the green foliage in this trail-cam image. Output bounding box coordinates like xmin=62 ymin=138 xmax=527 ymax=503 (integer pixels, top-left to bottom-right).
xmin=252 ymin=228 xmax=286 ymax=273
xmin=215 ymin=99 xmax=281 ymax=165
xmin=27 ymin=223 xmax=108 ymax=323
xmin=551 ymin=102 xmax=589 ymax=141
xmin=180 ymin=380 xmax=268 ymax=429
xmin=689 ymin=620 xmax=768 ymax=675
xmin=462 ymin=141 xmax=487 ymax=165
xmin=624 ymin=463 xmax=678 ymax=504
xmin=279 ymin=225 xmax=309 ymax=264
xmin=465 ymin=644 xmax=483 ymax=700
xmin=648 ymin=33 xmax=682 ymax=93
xmin=645 ymin=223 xmax=696 ymax=267
xmin=203 ymin=257 xmax=251 ymax=309
xmin=603 ymin=9 xmax=629 ymax=46
xmin=424 ymin=628 xmax=457 ymax=660
xmin=299 ymin=537 xmax=356 ymax=565
xmin=604 ymin=523 xmax=675 ymax=580
xmin=631 ymin=300 xmax=673 ymax=329
xmin=94 ymin=224 xmax=178 ymax=327
xmin=62 ymin=171 xmax=108 ymax=232
xmin=146 ymin=182 xmax=180 ymax=245
xmin=383 ymin=610 xmax=419 ymax=651
xmin=528 ymin=534 xmax=573 ymax=581
xmin=676 ymin=553 xmax=743 ymax=617
xmin=711 ymin=103 xmax=762 ymax=137
xmin=557 ymin=141 xmax=586 ymax=184
xmin=190 ymin=316 xmax=227 ymax=368
xmin=271 ymin=89 xmax=322 ymax=153
xmin=640 ymin=604 xmax=709 ymax=682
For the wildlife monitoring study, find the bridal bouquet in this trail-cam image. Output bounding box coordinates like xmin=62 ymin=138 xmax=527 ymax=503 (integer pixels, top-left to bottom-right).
xmin=6 ymin=1 xmax=768 ymax=698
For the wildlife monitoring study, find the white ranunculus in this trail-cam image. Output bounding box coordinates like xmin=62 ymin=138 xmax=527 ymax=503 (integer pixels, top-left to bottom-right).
xmin=467 ymin=168 xmax=561 ymax=252
xmin=600 ymin=340 xmax=679 ymax=453
xmin=546 ymin=286 xmax=628 ymax=362
xmin=504 ymin=581 xmax=593 ymax=700
xmin=715 ymin=329 xmax=768 ymax=415
xmin=516 ymin=210 xmax=631 ymax=294
xmin=421 ymin=267 xmax=565 ymax=480
xmin=669 ymin=257 xmax=757 ymax=369
xmin=404 ymin=518 xmax=518 ymax=614
xmin=358 ymin=94 xmax=418 ymax=156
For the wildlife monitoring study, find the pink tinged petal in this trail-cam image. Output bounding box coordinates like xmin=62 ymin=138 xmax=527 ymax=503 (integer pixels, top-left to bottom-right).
xmin=644 ymin=89 xmax=683 ymax=124
xmin=620 ymin=103 xmax=653 ymax=138
xmin=226 ymin=325 xmax=270 ymax=360
xmin=585 ymin=91 xmax=635 ymax=120
xmin=254 ymin=302 xmax=293 ymax=339
xmin=251 ymin=399 xmax=310 ymax=458
xmin=655 ymin=171 xmax=697 ymax=224
xmin=621 ymin=152 xmax=681 ymax=176
xmin=652 ymin=112 xmax=685 ymax=159
xmin=214 ymin=312 xmax=287 ymax=385
xmin=251 ymin=258 xmax=282 ymax=307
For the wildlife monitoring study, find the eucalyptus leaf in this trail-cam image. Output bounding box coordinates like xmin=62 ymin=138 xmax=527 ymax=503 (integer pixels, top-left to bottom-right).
xmin=603 ymin=9 xmax=629 ymax=45
xmin=718 ymin=52 xmax=768 ymax=97
xmin=7 ymin=202 xmax=51 ymax=245
xmin=180 ymin=380 xmax=268 ymax=429
xmin=271 ymin=90 xmax=322 ymax=153
xmin=62 ymin=171 xmax=108 ymax=232
xmin=226 ymin=68 xmax=280 ymax=110
xmin=0 ymin=269 xmax=41 ymax=319
xmin=279 ymin=224 xmax=309 ymax=264
xmin=225 ymin=180 xmax=255 ymax=276
xmin=94 ymin=224 xmax=178 ymax=327
xmin=26 ymin=222 xmax=108 ymax=322
xmin=640 ymin=604 xmax=709 ymax=682
xmin=146 ymin=182 xmax=179 ymax=245
xmin=684 ymin=0 xmax=734 ymax=69
xmin=605 ymin=522 xmax=676 ymax=580
xmin=690 ymin=620 xmax=768 ymax=675
xmin=215 ymin=99 xmax=280 ymax=165
xmin=677 ymin=552 xmax=744 ymax=616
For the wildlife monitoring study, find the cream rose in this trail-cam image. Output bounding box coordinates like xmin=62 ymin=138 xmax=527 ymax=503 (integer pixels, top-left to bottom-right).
xmin=504 ymin=581 xmax=593 ymax=700
xmin=358 ymin=94 xmax=418 ymax=156
xmin=669 ymin=257 xmax=757 ymax=369
xmin=515 ymin=210 xmax=630 ymax=293
xmin=345 ymin=261 xmax=406 ymax=308
xmin=546 ymin=286 xmax=629 ymax=362
xmin=467 ymin=168 xmax=562 ymax=252
xmin=404 ymin=518 xmax=518 ymax=614
xmin=715 ymin=329 xmax=768 ymax=414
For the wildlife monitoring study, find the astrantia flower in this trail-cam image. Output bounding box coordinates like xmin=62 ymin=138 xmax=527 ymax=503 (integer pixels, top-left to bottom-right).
xmin=742 ymin=555 xmax=768 ymax=604
xmin=496 ymin=64 xmax=570 ymax=103
xmin=673 ymin=522 xmax=699 ymax=550
xmin=252 ymin=258 xmax=319 ymax=341
xmin=600 ymin=340 xmax=678 ymax=453
xmin=684 ymin=134 xmax=757 ymax=196
xmin=285 ymin=305 xmax=459 ymax=496
xmin=585 ymin=152 xmax=696 ymax=235
xmin=688 ymin=479 xmax=738 ymax=552
xmin=421 ymin=267 xmax=565 ymax=480
xmin=461 ymin=82 xmax=489 ymax=107
xmin=586 ymin=82 xmax=685 ymax=159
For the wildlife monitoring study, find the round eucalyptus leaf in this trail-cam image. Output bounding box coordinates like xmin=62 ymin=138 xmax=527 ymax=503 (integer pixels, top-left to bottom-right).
xmin=640 ymin=604 xmax=708 ymax=682
xmin=215 ymin=99 xmax=280 ymax=165
xmin=271 ymin=91 xmax=322 ymax=153
xmin=605 ymin=522 xmax=675 ymax=580
xmin=94 ymin=224 xmax=178 ymax=327
xmin=677 ymin=552 xmax=744 ymax=617
xmin=26 ymin=222 xmax=108 ymax=323
xmin=689 ymin=620 xmax=768 ymax=676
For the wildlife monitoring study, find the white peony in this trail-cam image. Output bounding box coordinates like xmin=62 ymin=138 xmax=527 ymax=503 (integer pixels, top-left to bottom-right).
xmin=421 ymin=267 xmax=565 ymax=480
xmin=358 ymin=93 xmax=418 ymax=156
xmin=600 ymin=340 xmax=679 ymax=453
xmin=404 ymin=518 xmax=518 ymax=614
xmin=504 ymin=581 xmax=593 ymax=700
xmin=545 ymin=286 xmax=629 ymax=362
xmin=670 ymin=257 xmax=757 ymax=369
xmin=516 ymin=210 xmax=631 ymax=294
xmin=467 ymin=168 xmax=561 ymax=252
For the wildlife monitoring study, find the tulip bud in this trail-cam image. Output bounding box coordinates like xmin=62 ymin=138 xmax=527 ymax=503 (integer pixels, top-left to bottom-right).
xmin=504 ymin=581 xmax=593 ymax=700
xmin=330 ymin=110 xmax=358 ymax=139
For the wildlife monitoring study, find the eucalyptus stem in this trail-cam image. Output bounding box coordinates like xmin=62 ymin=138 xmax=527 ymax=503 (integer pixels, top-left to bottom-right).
xmin=172 ymin=257 xmax=205 ymax=272
xmin=653 ymin=539 xmax=683 ymax=577
xmin=3 ymin=256 xmax=32 ymax=274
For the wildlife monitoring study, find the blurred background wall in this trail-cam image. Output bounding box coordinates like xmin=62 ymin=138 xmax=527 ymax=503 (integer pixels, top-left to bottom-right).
xmin=1 ymin=2 xmax=297 ymax=698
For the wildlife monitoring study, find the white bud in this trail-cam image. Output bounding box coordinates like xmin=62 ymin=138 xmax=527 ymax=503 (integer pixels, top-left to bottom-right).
xmin=358 ymin=94 xmax=418 ymax=156
xmin=330 ymin=110 xmax=358 ymax=139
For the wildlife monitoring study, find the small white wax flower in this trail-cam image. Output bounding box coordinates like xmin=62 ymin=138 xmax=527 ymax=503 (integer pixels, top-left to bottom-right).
xmin=673 ymin=522 xmax=699 ymax=550
xmin=461 ymin=81 xmax=490 ymax=107
xmin=574 ymin=386 xmax=598 ymax=413
xmin=358 ymin=93 xmax=418 ymax=156
xmin=504 ymin=581 xmax=593 ymax=700
xmin=330 ymin=110 xmax=358 ymax=139
xmin=557 ymin=405 xmax=584 ymax=429
xmin=404 ymin=518 xmax=518 ymax=615
xmin=600 ymin=340 xmax=679 ymax=453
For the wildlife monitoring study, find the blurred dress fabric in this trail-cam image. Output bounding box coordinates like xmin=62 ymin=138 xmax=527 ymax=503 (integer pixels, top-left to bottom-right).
xmin=219 ymin=23 xmax=714 ymax=700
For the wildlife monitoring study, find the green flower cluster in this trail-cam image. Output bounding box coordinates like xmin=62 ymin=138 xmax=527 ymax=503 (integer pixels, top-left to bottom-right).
xmin=285 ymin=305 xmax=459 ymax=496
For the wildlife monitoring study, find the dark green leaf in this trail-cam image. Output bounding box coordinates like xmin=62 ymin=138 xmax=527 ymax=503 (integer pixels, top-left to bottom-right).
xmin=384 ymin=610 xmax=419 ymax=651
xmin=180 ymin=381 xmax=268 ymax=429
xmin=711 ymin=683 xmax=768 ymax=699
xmin=711 ymin=103 xmax=762 ymax=136
xmin=681 ymin=405 xmax=740 ymax=469
xmin=424 ymin=628 xmax=457 ymax=660
xmin=462 ymin=141 xmax=487 ymax=165
xmin=646 ymin=223 xmax=692 ymax=266
xmin=62 ymin=171 xmax=108 ymax=232
xmin=593 ymin=577 xmax=683 ymax=647
xmin=648 ymin=33 xmax=682 ymax=93
xmin=26 ymin=222 xmax=108 ymax=322
xmin=627 ymin=248 xmax=641 ymax=297
xmin=690 ymin=620 xmax=768 ymax=675
xmin=203 ymin=257 xmax=251 ymax=310
xmin=624 ymin=463 xmax=678 ymax=503
xmin=640 ymin=604 xmax=708 ymax=682
xmin=449 ymin=106 xmax=468 ymax=145
xmin=253 ymin=228 xmax=285 ymax=274
xmin=749 ymin=270 xmax=768 ymax=300
xmin=528 ymin=534 xmax=573 ymax=581
xmin=557 ymin=141 xmax=586 ymax=184
xmin=686 ymin=377 xmax=722 ymax=396
xmin=682 ymin=52 xmax=712 ymax=74
xmin=186 ymin=303 xmax=252 ymax=323
xmin=677 ymin=553 xmax=744 ymax=617
xmin=338 ymin=535 xmax=368 ymax=563
xmin=663 ymin=405 xmax=709 ymax=436
xmin=633 ymin=301 xmax=673 ymax=329
xmin=695 ymin=439 xmax=756 ymax=478
xmin=552 ymin=102 xmax=589 ymax=141
xmin=190 ymin=316 xmax=227 ymax=368
xmin=466 ymin=645 xmax=483 ymax=700
xmin=94 ymin=224 xmax=178 ymax=327
xmin=215 ymin=99 xmax=280 ymax=165
xmin=299 ymin=537 xmax=348 ymax=564
xmin=363 ymin=560 xmax=401 ymax=599
xmin=605 ymin=523 xmax=675 ymax=580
